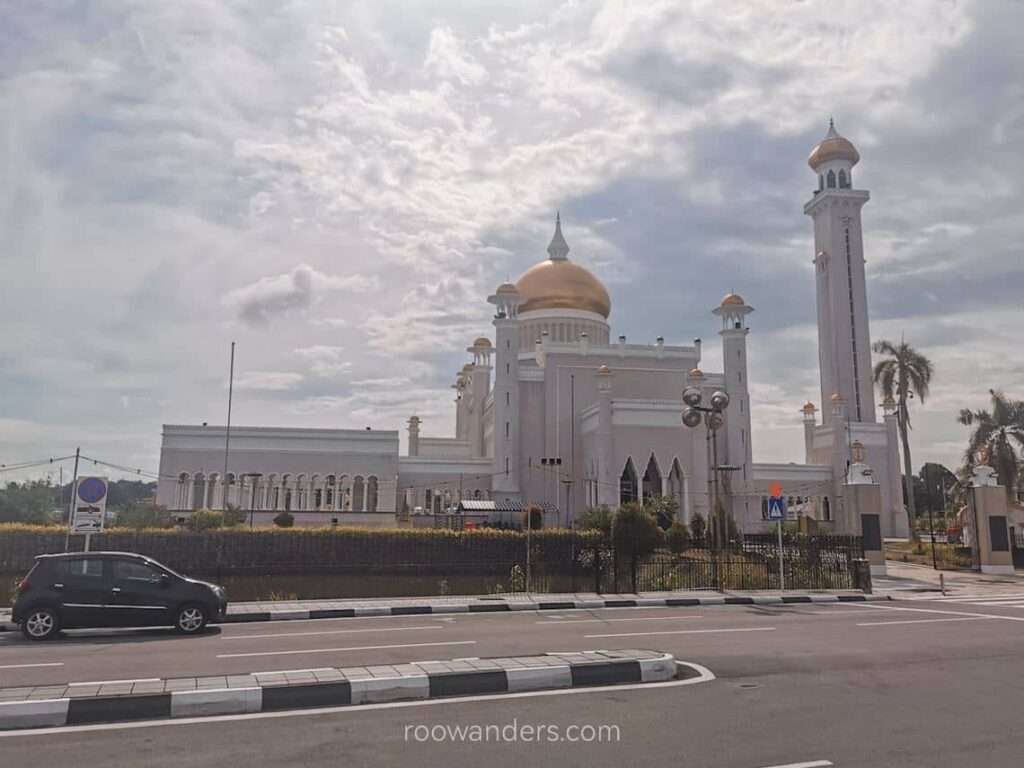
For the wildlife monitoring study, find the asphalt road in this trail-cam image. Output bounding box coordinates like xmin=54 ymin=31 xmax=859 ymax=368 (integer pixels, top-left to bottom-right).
xmin=4 ymin=599 xmax=1024 ymax=766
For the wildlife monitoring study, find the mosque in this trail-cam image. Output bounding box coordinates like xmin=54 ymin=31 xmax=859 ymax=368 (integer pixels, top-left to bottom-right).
xmin=156 ymin=122 xmax=907 ymax=538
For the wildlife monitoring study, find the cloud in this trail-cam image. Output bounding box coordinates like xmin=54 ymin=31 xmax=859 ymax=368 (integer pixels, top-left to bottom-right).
xmin=234 ymin=372 xmax=304 ymax=392
xmin=224 ymin=265 xmax=377 ymax=326
xmin=2 ymin=0 xmax=1023 ymax=481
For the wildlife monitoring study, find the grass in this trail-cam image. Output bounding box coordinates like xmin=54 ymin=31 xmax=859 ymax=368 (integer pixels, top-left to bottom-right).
xmin=885 ymin=540 xmax=973 ymax=570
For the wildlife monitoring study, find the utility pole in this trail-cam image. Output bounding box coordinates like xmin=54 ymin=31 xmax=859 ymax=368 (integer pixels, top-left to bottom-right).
xmin=222 ymin=341 xmax=235 ymax=511
xmin=64 ymin=447 xmax=80 ymax=552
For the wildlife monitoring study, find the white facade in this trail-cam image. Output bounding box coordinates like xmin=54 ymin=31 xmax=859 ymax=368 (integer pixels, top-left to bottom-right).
xmin=157 ymin=122 xmax=906 ymax=535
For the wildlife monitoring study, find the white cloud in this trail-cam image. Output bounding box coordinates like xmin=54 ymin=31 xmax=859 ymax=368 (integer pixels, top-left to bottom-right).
xmin=224 ymin=265 xmax=377 ymax=325
xmin=234 ymin=372 xmax=304 ymax=392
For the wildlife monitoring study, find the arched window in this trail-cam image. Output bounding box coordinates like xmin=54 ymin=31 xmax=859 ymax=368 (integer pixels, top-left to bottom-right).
xmin=823 ymin=496 xmax=832 ymax=521
xmin=206 ymin=473 xmax=219 ymax=509
xmin=620 ymin=459 xmax=638 ymax=506
xmin=352 ymin=476 xmax=365 ymax=512
xmin=325 ymin=475 xmax=336 ymax=508
xmin=668 ymin=459 xmax=684 ymax=510
xmin=296 ymin=474 xmax=306 ymax=509
xmin=177 ymin=473 xmax=190 ymax=509
xmin=366 ymin=476 xmax=378 ymax=513
xmin=826 ymin=169 xmax=836 ymax=188
xmin=818 ymin=174 xmax=824 ymax=191
xmin=838 ymin=169 xmax=849 ymax=188
xmin=642 ymin=455 xmax=662 ymax=504
xmin=192 ymin=474 xmax=205 ymax=511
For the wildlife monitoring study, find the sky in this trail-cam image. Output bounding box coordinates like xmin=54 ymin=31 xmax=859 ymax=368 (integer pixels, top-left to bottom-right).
xmin=2 ymin=0 xmax=1023 ymax=485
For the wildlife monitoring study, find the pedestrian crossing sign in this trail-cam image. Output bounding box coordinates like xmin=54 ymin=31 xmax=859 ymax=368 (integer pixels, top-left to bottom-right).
xmin=768 ymin=496 xmax=786 ymax=521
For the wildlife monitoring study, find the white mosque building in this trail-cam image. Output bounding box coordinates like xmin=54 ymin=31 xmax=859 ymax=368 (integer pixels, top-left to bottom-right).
xmin=157 ymin=122 xmax=907 ymax=538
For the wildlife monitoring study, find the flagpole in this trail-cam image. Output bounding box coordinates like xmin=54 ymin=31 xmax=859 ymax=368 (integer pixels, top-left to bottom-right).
xmin=222 ymin=342 xmax=235 ymax=510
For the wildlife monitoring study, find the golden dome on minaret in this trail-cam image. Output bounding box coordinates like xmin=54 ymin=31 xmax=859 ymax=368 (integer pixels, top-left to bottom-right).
xmin=516 ymin=213 xmax=611 ymax=318
xmin=808 ymin=118 xmax=860 ymax=170
xmin=720 ymin=292 xmax=745 ymax=306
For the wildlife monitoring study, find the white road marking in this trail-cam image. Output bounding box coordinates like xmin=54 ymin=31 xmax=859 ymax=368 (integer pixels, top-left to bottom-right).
xmin=584 ymin=626 xmax=776 ymax=639
xmin=67 ymin=677 xmax=160 ymax=686
xmin=536 ymin=615 xmax=703 ymax=625
xmin=250 ymin=667 xmax=334 ymax=676
xmin=222 ymin=625 xmax=442 ymax=640
xmin=216 ymin=640 xmax=477 ymax=659
xmin=0 ymin=662 xmax=65 ymax=670
xmin=857 ymin=616 xmax=998 ymax=627
xmin=853 ymin=603 xmax=1024 ymax=622
xmin=758 ymin=761 xmax=833 ymax=768
xmin=0 ymin=660 xmax=715 ymax=737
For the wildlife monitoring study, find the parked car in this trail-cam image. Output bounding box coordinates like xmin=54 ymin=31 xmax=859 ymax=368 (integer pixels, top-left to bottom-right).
xmin=12 ymin=551 xmax=227 ymax=641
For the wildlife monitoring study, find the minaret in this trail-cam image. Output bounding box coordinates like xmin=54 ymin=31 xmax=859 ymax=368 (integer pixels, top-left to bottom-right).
xmin=805 ymin=119 xmax=876 ymax=424
xmin=595 ymin=365 xmax=616 ymax=508
xmin=802 ymin=401 xmax=818 ymax=462
xmin=488 ymin=282 xmax=524 ymax=502
xmin=712 ymin=293 xmax=754 ymax=525
xmin=465 ymin=338 xmax=493 ymax=458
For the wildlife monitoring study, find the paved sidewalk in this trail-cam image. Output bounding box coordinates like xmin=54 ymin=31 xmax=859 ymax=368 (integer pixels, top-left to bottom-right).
xmin=877 ymin=560 xmax=1024 ymax=595
xmin=0 ymin=649 xmax=678 ymax=730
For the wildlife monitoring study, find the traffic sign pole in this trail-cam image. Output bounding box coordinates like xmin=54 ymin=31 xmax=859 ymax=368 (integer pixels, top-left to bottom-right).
xmin=774 ymin=514 xmax=782 ymax=593
xmin=64 ymin=447 xmax=80 ymax=553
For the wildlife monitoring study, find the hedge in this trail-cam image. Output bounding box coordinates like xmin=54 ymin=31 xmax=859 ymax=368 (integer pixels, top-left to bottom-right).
xmin=0 ymin=524 xmax=605 ymax=576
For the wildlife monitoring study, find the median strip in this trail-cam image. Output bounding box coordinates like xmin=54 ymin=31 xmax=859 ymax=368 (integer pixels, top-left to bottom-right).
xmin=0 ymin=649 xmax=677 ymax=731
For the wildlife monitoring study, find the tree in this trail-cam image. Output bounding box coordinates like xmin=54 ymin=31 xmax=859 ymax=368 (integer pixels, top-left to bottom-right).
xmin=644 ymin=495 xmax=678 ymax=530
xmin=0 ymin=481 xmax=58 ymax=524
xmin=115 ymin=503 xmax=167 ymax=530
xmin=223 ymin=504 xmax=247 ymax=527
xmin=273 ymin=511 xmax=295 ymax=528
xmin=577 ymin=505 xmax=613 ymax=537
xmin=611 ymin=502 xmax=663 ymax=581
xmin=873 ymin=339 xmax=934 ymax=538
xmin=689 ymin=511 xmax=707 ymax=543
xmin=665 ymin=521 xmax=690 ymax=554
xmin=189 ymin=509 xmax=224 ymax=531
xmin=958 ymin=389 xmax=1024 ymax=501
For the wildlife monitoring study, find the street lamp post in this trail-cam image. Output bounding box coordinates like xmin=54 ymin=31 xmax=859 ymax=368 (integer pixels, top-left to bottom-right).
xmin=681 ymin=386 xmax=731 ymax=549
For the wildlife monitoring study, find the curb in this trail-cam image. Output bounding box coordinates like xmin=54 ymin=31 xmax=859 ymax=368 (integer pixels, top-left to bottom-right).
xmin=0 ymin=650 xmax=675 ymax=731
xmin=221 ymin=593 xmax=892 ymax=624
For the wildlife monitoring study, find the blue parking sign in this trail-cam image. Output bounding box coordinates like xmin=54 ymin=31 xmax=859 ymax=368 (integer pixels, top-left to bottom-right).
xmin=768 ymin=496 xmax=786 ymax=521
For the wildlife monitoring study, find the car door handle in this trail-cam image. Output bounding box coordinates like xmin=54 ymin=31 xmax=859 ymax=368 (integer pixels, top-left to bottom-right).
xmin=111 ymin=587 xmax=122 ymax=594
xmin=52 ymin=583 xmax=64 ymax=590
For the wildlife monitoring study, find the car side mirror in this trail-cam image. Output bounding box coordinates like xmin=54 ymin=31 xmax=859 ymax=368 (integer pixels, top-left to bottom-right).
xmin=159 ymin=573 xmax=171 ymax=588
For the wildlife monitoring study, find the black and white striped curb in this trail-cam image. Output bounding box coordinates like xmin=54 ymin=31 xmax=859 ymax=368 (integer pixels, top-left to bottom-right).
xmin=0 ymin=649 xmax=676 ymax=730
xmin=0 ymin=594 xmax=890 ymax=633
xmin=220 ymin=593 xmax=891 ymax=624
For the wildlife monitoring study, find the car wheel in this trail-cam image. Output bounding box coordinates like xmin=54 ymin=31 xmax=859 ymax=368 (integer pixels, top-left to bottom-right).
xmin=175 ymin=603 xmax=208 ymax=634
xmin=22 ymin=606 xmax=60 ymax=641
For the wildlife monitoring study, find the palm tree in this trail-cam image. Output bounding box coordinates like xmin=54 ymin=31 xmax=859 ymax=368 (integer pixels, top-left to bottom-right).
xmin=873 ymin=339 xmax=934 ymax=537
xmin=958 ymin=390 xmax=1024 ymax=501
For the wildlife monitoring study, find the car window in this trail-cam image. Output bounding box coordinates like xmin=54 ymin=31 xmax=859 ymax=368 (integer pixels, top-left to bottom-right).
xmin=62 ymin=558 xmax=105 ymax=579
xmin=113 ymin=560 xmax=161 ymax=582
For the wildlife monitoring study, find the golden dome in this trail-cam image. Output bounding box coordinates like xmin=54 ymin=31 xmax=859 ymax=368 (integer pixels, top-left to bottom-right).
xmin=495 ymin=282 xmax=519 ymax=295
xmin=802 ymin=401 xmax=817 ymax=413
xmin=688 ymin=367 xmax=704 ymax=379
xmin=830 ymin=392 xmax=843 ymax=402
xmin=473 ymin=336 xmax=491 ymax=348
xmin=515 ymin=215 xmax=611 ymax=318
xmin=721 ymin=292 xmax=745 ymax=306
xmin=597 ymin=364 xmax=610 ymax=375
xmin=808 ymin=119 xmax=859 ymax=170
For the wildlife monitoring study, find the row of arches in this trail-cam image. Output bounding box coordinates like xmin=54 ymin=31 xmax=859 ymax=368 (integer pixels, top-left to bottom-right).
xmin=583 ymin=454 xmax=689 ymax=514
xmin=818 ymin=168 xmax=851 ymax=191
xmin=174 ymin=473 xmax=382 ymax=513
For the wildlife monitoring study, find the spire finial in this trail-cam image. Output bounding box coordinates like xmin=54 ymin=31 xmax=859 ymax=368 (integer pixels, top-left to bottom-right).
xmin=547 ymin=211 xmax=570 ymax=260
xmin=825 ymin=116 xmax=838 ymax=138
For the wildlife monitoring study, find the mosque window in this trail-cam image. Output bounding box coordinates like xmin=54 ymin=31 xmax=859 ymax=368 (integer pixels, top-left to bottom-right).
xmin=367 ymin=476 xmax=378 ymax=513
xmin=505 ymin=421 xmax=510 ymax=438
xmin=826 ymin=170 xmax=836 ymax=188
xmin=506 ymin=391 xmax=510 ymax=406
xmin=619 ymin=459 xmax=638 ymax=505
xmin=818 ymin=174 xmax=824 ymax=191
xmin=838 ymin=169 xmax=849 ymax=188
xmin=352 ymin=476 xmax=365 ymax=511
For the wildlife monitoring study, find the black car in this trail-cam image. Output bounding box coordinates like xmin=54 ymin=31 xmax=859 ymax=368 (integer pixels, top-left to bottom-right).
xmin=12 ymin=552 xmax=228 ymax=641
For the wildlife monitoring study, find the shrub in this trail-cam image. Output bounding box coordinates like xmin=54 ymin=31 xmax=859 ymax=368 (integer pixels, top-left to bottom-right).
xmin=666 ymin=521 xmax=690 ymax=554
xmin=115 ymin=503 xmax=167 ymax=530
xmin=273 ymin=511 xmax=295 ymax=528
xmin=188 ymin=509 xmax=223 ymax=531
xmin=645 ymin=495 xmax=678 ymax=530
xmin=522 ymin=505 xmax=543 ymax=531
xmin=577 ymin=505 xmax=613 ymax=537
xmin=611 ymin=503 xmax=663 ymax=561
xmin=223 ymin=505 xmax=247 ymax=527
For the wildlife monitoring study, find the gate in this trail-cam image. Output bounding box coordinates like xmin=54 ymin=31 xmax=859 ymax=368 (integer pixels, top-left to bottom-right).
xmin=1011 ymin=528 xmax=1024 ymax=570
